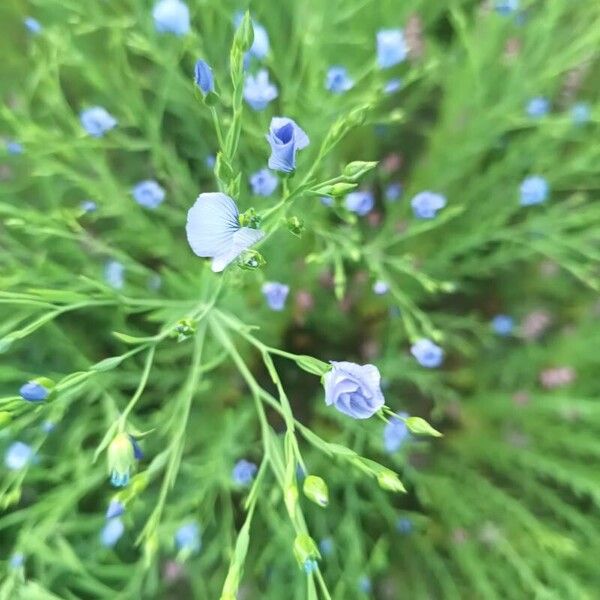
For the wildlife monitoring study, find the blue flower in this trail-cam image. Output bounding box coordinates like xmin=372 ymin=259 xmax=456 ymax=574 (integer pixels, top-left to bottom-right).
xmin=325 ymin=66 xmax=354 ymax=94
xmin=396 ymin=517 xmax=413 ymax=534
xmin=411 ymin=339 xmax=444 ymax=368
xmin=194 ymin=59 xmax=214 ymax=95
xmin=152 ymin=0 xmax=190 ymax=36
xmin=19 ymin=381 xmax=49 ymax=402
xmin=495 ymin=0 xmax=519 ymax=14
xmin=384 ymin=78 xmax=403 ymax=94
xmin=571 ymin=102 xmax=591 ymax=125
xmin=100 ymin=518 xmax=124 ymax=548
xmin=519 ymin=175 xmax=548 ymax=206
xmin=491 ymin=314 xmax=514 ymax=336
xmin=320 ymin=196 xmax=333 ymax=207
xmin=526 ymin=97 xmax=550 ymax=118
xmin=250 ymin=168 xmax=278 ymax=196
xmin=205 ymin=154 xmax=216 ymax=169
xmin=132 ymin=180 xmax=165 ymax=209
xmin=232 ymin=459 xmax=257 ymax=486
xmin=411 ymin=191 xmax=447 ymax=219
xmin=5 ymin=442 xmax=34 ymax=470
xmin=385 ymin=183 xmax=402 ymax=202
xmin=9 ymin=552 xmax=24 ymax=569
xmin=377 ymin=29 xmax=408 ymax=69
xmin=24 ymin=17 xmax=42 ymax=34
xmin=303 ymin=559 xmax=318 ymax=574
xmin=266 ymin=117 xmax=310 ymax=173
xmin=186 ymin=193 xmax=265 ymax=272
xmin=323 ymin=362 xmax=385 ymax=419
xmin=41 ymin=420 xmax=55 ymax=433
xmin=6 ymin=141 xmax=23 ymax=155
xmin=262 ymin=282 xmax=289 ymax=311
xmin=80 ymin=107 xmax=117 ymax=137
xmin=358 ymin=576 xmax=372 ymax=593
xmin=384 ymin=412 xmax=410 ymax=453
xmin=373 ymin=280 xmax=389 ymax=295
xmin=175 ymin=522 xmax=201 ymax=553
xmin=80 ymin=200 xmax=97 ymax=213
xmin=106 ymin=499 xmax=125 ymax=519
xmin=104 ymin=260 xmax=125 ymax=289
xmin=244 ymin=69 xmax=278 ymax=111
xmin=345 ymin=191 xmax=374 ymax=216
xmin=319 ymin=537 xmax=334 ymax=556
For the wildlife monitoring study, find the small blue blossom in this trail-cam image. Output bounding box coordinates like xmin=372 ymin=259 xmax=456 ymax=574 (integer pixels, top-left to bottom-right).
xmin=262 ymin=282 xmax=290 ymax=311
xmin=384 ymin=412 xmax=410 ymax=453
xmin=325 ymin=66 xmax=354 ymax=94
xmin=205 ymin=155 xmax=216 ymax=169
xmin=244 ymin=69 xmax=278 ymax=111
xmin=106 ymin=499 xmax=125 ymax=519
xmin=320 ymin=196 xmax=333 ymax=207
xmin=194 ymin=60 xmax=214 ymax=95
xmin=5 ymin=442 xmax=34 ymax=470
xmin=377 ymin=29 xmax=408 ymax=69
xmin=132 ymin=180 xmax=165 ymax=209
xmin=495 ymin=0 xmax=519 ymax=14
xmin=491 ymin=314 xmax=514 ymax=336
xmin=80 ymin=200 xmax=97 ymax=213
xmin=411 ymin=339 xmax=444 ymax=368
xmin=24 ymin=17 xmax=42 ymax=34
xmin=324 ymin=362 xmax=385 ymax=419
xmin=152 ymin=0 xmax=190 ymax=36
xmin=345 ymin=191 xmax=374 ymax=216
xmin=526 ymin=97 xmax=550 ymax=118
xmin=571 ymin=102 xmax=591 ymax=125
xmin=358 ymin=576 xmax=372 ymax=593
xmin=411 ymin=191 xmax=447 ymax=219
xmin=9 ymin=552 xmax=24 ymax=569
xmin=266 ymin=117 xmax=310 ymax=173
xmin=110 ymin=471 xmax=129 ymax=487
xmin=6 ymin=141 xmax=23 ymax=155
xmin=186 ymin=193 xmax=265 ymax=272
xmin=385 ymin=182 xmax=403 ymax=202
xmin=250 ymin=168 xmax=278 ymax=196
xmin=19 ymin=380 xmax=49 ymax=402
xmin=384 ymin=78 xmax=403 ymax=94
xmin=396 ymin=517 xmax=413 ymax=535
xmin=319 ymin=537 xmax=334 ymax=556
xmin=41 ymin=420 xmax=55 ymax=433
xmin=104 ymin=260 xmax=125 ymax=289
xmin=232 ymin=459 xmax=258 ymax=486
xmin=100 ymin=518 xmax=124 ymax=548
xmin=303 ymin=559 xmax=318 ymax=574
xmin=80 ymin=107 xmax=117 ymax=137
xmin=373 ymin=280 xmax=389 ymax=295
xmin=519 ymin=175 xmax=548 ymax=206
xmin=175 ymin=522 xmax=201 ymax=553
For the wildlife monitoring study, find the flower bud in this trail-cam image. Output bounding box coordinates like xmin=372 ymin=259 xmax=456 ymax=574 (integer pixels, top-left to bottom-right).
xmin=377 ymin=469 xmax=407 ymax=493
xmin=170 ymin=318 xmax=196 ymax=342
xmin=238 ymin=250 xmax=265 ymax=270
xmin=107 ymin=432 xmax=135 ymax=487
xmin=239 ymin=208 xmax=261 ymax=229
xmin=234 ymin=11 xmax=254 ymax=53
xmin=313 ymin=182 xmax=357 ymax=197
xmin=342 ymin=161 xmax=378 ymax=181
xmin=194 ymin=59 xmax=214 ymax=96
xmin=0 ymin=411 xmax=12 ymax=426
xmin=303 ymin=475 xmax=329 ymax=507
xmin=19 ymin=377 xmax=55 ymax=403
xmin=285 ymin=484 xmax=299 ymax=518
xmin=293 ymin=533 xmax=320 ymax=569
xmin=287 ymin=216 xmax=305 ymax=237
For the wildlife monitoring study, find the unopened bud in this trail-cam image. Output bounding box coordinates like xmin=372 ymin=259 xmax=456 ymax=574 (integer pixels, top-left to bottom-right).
xmin=238 ymin=250 xmax=266 ymax=270
xmin=303 ymin=475 xmax=329 ymax=507
xmin=287 ymin=216 xmax=305 ymax=237
xmin=377 ymin=469 xmax=407 ymax=493
xmin=293 ymin=533 xmax=320 ymax=569
xmin=342 ymin=161 xmax=378 ymax=181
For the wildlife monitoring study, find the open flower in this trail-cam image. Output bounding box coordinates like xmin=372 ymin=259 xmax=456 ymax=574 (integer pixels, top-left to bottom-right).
xmin=384 ymin=412 xmax=410 ymax=453
xmin=345 ymin=191 xmax=374 ymax=216
xmin=266 ymin=117 xmax=309 ymax=173
xmin=411 ymin=191 xmax=446 ymax=219
xmin=152 ymin=0 xmax=190 ymax=36
xmin=262 ymin=282 xmax=289 ymax=311
xmin=526 ymin=97 xmax=549 ymax=118
xmin=232 ymin=459 xmax=257 ymax=485
xmin=80 ymin=107 xmax=117 ymax=137
xmin=411 ymin=339 xmax=444 ymax=368
xmin=323 ymin=361 xmax=385 ymax=419
xmin=186 ymin=193 xmax=264 ymax=272
xmin=104 ymin=260 xmax=125 ymax=289
xmin=132 ymin=180 xmax=165 ymax=209
xmin=377 ymin=29 xmax=408 ymax=69
xmin=175 ymin=522 xmax=201 ymax=553
xmin=250 ymin=168 xmax=278 ymax=196
xmin=519 ymin=175 xmax=548 ymax=206
xmin=24 ymin=17 xmax=42 ymax=34
xmin=491 ymin=314 xmax=514 ymax=336
xmin=244 ymin=70 xmax=278 ymax=110
xmin=326 ymin=66 xmax=354 ymax=94
xmin=5 ymin=442 xmax=34 ymax=470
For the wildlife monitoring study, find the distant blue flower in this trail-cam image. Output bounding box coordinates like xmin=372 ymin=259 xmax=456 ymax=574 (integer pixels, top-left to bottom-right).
xmin=495 ymin=0 xmax=519 ymax=14
xmin=24 ymin=17 xmax=42 ymax=34
xmin=175 ymin=522 xmax=201 ymax=553
xmin=104 ymin=260 xmax=125 ymax=289
xmin=80 ymin=107 xmax=117 ymax=137
xmin=385 ymin=182 xmax=403 ymax=202
xmin=186 ymin=193 xmax=265 ymax=272
xmin=320 ymin=196 xmax=333 ymax=207
xmin=319 ymin=537 xmax=334 ymax=556
xmin=384 ymin=412 xmax=410 ymax=453
xmin=358 ymin=576 xmax=372 ymax=593
xmin=250 ymin=168 xmax=278 ymax=196
xmin=266 ymin=117 xmax=310 ymax=173
xmin=132 ymin=180 xmax=165 ymax=209
xmin=262 ymin=282 xmax=289 ymax=311
xmin=80 ymin=200 xmax=97 ymax=213
xmin=100 ymin=518 xmax=124 ymax=548
xmin=19 ymin=381 xmax=49 ymax=402
xmin=491 ymin=314 xmax=514 ymax=336
xmin=41 ymin=420 xmax=55 ymax=433
xmin=106 ymin=499 xmax=125 ymax=519
xmin=571 ymin=102 xmax=591 ymax=125
xmin=234 ymin=14 xmax=270 ymax=60
xmin=326 ymin=66 xmax=354 ymax=94
xmin=411 ymin=339 xmax=444 ymax=368
xmin=194 ymin=60 xmax=214 ymax=95
xmin=9 ymin=552 xmax=24 ymax=569
xmin=5 ymin=442 xmax=33 ymax=470
xmin=6 ymin=141 xmax=23 ymax=155
xmin=377 ymin=29 xmax=408 ymax=69
xmin=373 ymin=280 xmax=389 ymax=295
xmin=111 ymin=471 xmax=129 ymax=487
xmin=205 ymin=155 xmax=216 ymax=169
xmin=411 ymin=191 xmax=447 ymax=219
xmin=519 ymin=175 xmax=548 ymax=206
xmin=232 ymin=459 xmax=257 ymax=486
xmin=244 ymin=69 xmax=278 ymax=110
xmin=384 ymin=78 xmax=403 ymax=94
xmin=526 ymin=97 xmax=549 ymax=118
xmin=153 ymin=0 xmax=190 ymax=36
xmin=303 ymin=559 xmax=318 ymax=574
xmin=345 ymin=191 xmax=374 ymax=216
xmin=396 ymin=517 xmax=413 ymax=534
xmin=323 ymin=362 xmax=385 ymax=419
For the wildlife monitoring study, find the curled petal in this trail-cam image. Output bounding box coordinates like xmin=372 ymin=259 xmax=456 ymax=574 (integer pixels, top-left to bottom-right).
xmin=211 ymin=227 xmax=265 ymax=272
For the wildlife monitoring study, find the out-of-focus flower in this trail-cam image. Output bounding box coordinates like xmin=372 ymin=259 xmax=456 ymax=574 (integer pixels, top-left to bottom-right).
xmin=405 ymin=13 xmax=425 ymax=59
xmin=175 ymin=522 xmax=201 ymax=553
xmin=325 ymin=66 xmax=354 ymax=93
xmin=571 ymin=102 xmax=591 ymax=125
xmin=104 ymin=260 xmax=125 ymax=289
xmin=491 ymin=314 xmax=514 ymax=336
xmin=153 ymin=0 xmax=190 ymax=36
xmin=80 ymin=107 xmax=117 ymax=137
xmin=495 ymin=0 xmax=519 ymax=14
xmin=373 ymin=280 xmax=389 ymax=295
xmin=396 ymin=517 xmax=413 ymax=534
xmin=244 ymin=70 xmax=278 ymax=110
xmin=411 ymin=339 xmax=444 ymax=368
xmin=6 ymin=141 xmax=23 ymax=155
xmin=232 ymin=459 xmax=257 ymax=485
xmin=262 ymin=282 xmax=290 ymax=311
xmin=250 ymin=168 xmax=278 ymax=196
xmin=80 ymin=200 xmax=97 ymax=213
xmin=9 ymin=552 xmax=24 ymax=569
xmin=385 ymin=183 xmax=402 ymax=202
xmin=526 ymin=97 xmax=550 ymax=118
xmin=519 ymin=175 xmax=548 ymax=206
xmin=106 ymin=499 xmax=125 ymax=519
xmin=411 ymin=191 xmax=446 ymax=219
xmin=323 ymin=362 xmax=385 ymax=419
xmin=384 ymin=412 xmax=410 ymax=453
xmin=539 ymin=366 xmax=576 ymax=389
xmin=205 ymin=155 xmax=216 ymax=169
xmin=24 ymin=17 xmax=42 ymax=34
xmin=345 ymin=191 xmax=374 ymax=216
xmin=132 ymin=180 xmax=165 ymax=209
xmin=520 ymin=309 xmax=552 ymax=340
xmin=101 ymin=518 xmax=124 ymax=547
xmin=266 ymin=117 xmax=309 ymax=173
xmin=319 ymin=537 xmax=334 ymax=556
xmin=384 ymin=78 xmax=403 ymax=94
xmin=377 ymin=29 xmax=408 ymax=68
xmin=5 ymin=442 xmax=34 ymax=470
xmin=358 ymin=576 xmax=372 ymax=593
xmin=194 ymin=60 xmax=214 ymax=95
xmin=19 ymin=380 xmax=50 ymax=402
xmin=382 ymin=153 xmax=402 ymax=173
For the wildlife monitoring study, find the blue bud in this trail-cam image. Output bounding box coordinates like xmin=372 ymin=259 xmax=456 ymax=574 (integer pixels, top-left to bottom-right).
xmin=194 ymin=60 xmax=214 ymax=95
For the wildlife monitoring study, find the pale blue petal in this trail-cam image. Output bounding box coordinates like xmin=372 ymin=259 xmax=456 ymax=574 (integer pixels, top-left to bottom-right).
xmin=211 ymin=227 xmax=264 ymax=272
